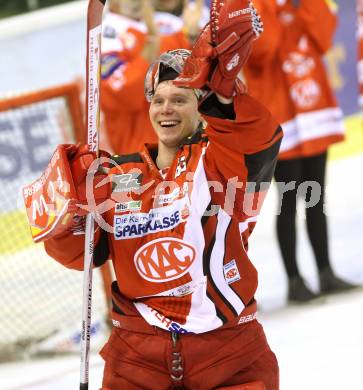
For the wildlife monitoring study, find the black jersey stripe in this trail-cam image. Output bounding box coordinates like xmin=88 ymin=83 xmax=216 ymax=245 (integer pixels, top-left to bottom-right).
xmin=206 ymin=291 xmax=228 ymax=323
xmin=244 ymin=138 xmax=282 ymax=192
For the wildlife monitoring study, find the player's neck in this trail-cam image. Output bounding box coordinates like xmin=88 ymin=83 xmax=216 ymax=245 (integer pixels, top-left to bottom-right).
xmin=156 ymin=143 xmax=178 ymax=170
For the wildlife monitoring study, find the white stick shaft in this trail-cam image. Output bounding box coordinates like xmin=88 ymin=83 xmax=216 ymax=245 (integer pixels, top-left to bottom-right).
xmin=80 ymin=1 xmax=105 ymax=389
xmin=80 ymin=214 xmax=95 ymax=387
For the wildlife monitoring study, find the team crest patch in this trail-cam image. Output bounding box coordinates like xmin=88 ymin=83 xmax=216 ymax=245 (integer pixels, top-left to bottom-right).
xmin=223 ymin=259 xmax=241 ymax=285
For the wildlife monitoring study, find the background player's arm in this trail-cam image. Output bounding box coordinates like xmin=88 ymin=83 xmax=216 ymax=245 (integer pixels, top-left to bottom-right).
xmin=182 ymin=0 xmax=204 ymax=43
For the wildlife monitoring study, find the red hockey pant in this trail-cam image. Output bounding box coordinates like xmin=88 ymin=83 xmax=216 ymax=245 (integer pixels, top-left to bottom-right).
xmin=100 ymin=320 xmax=279 ymax=390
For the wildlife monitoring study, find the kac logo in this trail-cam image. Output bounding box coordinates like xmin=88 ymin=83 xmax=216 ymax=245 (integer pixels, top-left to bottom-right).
xmin=134 ymin=237 xmax=196 ymax=282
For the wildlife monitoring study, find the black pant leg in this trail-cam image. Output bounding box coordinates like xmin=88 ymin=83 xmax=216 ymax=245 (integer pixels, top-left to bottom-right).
xmin=301 ymin=151 xmax=331 ymax=271
xmin=274 ymin=158 xmax=302 ymax=278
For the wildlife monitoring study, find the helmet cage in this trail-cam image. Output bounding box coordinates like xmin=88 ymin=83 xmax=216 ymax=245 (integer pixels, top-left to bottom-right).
xmin=144 ymin=49 xmax=191 ymax=102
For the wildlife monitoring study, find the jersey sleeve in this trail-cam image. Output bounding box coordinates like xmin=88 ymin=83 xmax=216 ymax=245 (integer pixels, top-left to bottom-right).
xmin=44 ymin=227 xmax=105 ymax=271
xmin=200 ymin=93 xmax=283 ymax=221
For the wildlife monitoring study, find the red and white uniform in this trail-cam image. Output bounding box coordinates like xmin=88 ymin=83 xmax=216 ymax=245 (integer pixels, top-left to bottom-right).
xmin=357 ymin=0 xmax=363 ymax=107
xmin=244 ymin=0 xmax=344 ymax=160
xmin=45 ymin=94 xmax=282 ymax=334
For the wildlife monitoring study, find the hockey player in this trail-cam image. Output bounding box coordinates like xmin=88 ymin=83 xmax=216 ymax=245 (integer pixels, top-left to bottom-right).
xmin=244 ymin=0 xmax=358 ymax=302
xmin=24 ymin=1 xmax=280 ymax=388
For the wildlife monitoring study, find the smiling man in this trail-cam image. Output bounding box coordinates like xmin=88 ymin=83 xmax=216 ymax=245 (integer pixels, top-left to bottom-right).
xmin=29 ymin=2 xmax=283 ymax=389
xmin=148 ymin=61 xmax=203 ymax=169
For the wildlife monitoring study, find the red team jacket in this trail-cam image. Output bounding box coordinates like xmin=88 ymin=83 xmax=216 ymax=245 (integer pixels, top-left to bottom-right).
xmin=45 ymin=94 xmax=282 ymax=334
xmin=244 ymin=0 xmax=344 ymax=160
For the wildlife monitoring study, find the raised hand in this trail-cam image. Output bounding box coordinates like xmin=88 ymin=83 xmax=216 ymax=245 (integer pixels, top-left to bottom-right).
xmin=141 ymin=0 xmax=161 ymax=62
xmin=182 ymin=0 xmax=204 ymax=42
xmin=174 ymin=0 xmax=263 ymax=99
xmin=208 ymin=0 xmax=263 ymax=98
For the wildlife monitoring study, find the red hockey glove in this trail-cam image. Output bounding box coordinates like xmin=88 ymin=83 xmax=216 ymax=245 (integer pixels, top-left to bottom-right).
xmin=23 ymin=144 xmax=111 ymax=242
xmin=209 ymin=0 xmax=263 ymax=98
xmin=67 ymin=144 xmax=111 ymax=216
xmin=173 ymin=23 xmax=213 ymax=90
xmin=174 ymin=0 xmax=263 ymax=98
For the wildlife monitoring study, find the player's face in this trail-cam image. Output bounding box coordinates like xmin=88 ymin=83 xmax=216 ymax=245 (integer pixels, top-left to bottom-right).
xmin=149 ymin=81 xmax=201 ymax=148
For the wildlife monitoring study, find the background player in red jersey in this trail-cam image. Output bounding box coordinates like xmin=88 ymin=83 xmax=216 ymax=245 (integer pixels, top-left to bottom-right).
xmin=244 ymin=0 xmax=358 ymax=303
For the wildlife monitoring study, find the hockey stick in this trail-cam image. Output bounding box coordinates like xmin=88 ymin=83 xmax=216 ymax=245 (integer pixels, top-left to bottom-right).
xmin=80 ymin=0 xmax=106 ymax=389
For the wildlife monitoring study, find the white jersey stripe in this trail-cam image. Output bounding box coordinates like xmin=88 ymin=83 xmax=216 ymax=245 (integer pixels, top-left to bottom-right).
xmin=280 ymin=107 xmax=345 ymax=152
xmin=238 ymin=216 xmax=258 ymax=235
xmin=183 ymin=146 xmax=223 ymax=331
xmin=209 ymin=209 xmax=245 ymax=315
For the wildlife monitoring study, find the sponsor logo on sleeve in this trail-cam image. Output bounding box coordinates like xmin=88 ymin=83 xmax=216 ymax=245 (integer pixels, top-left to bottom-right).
xmin=134 ymin=237 xmax=196 ymax=282
xmin=223 ymin=259 xmax=241 ymax=285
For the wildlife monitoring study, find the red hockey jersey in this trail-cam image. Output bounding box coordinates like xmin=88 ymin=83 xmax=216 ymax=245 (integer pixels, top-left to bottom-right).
xmin=244 ymin=0 xmax=344 ymax=160
xmin=45 ymin=94 xmax=282 ymax=334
